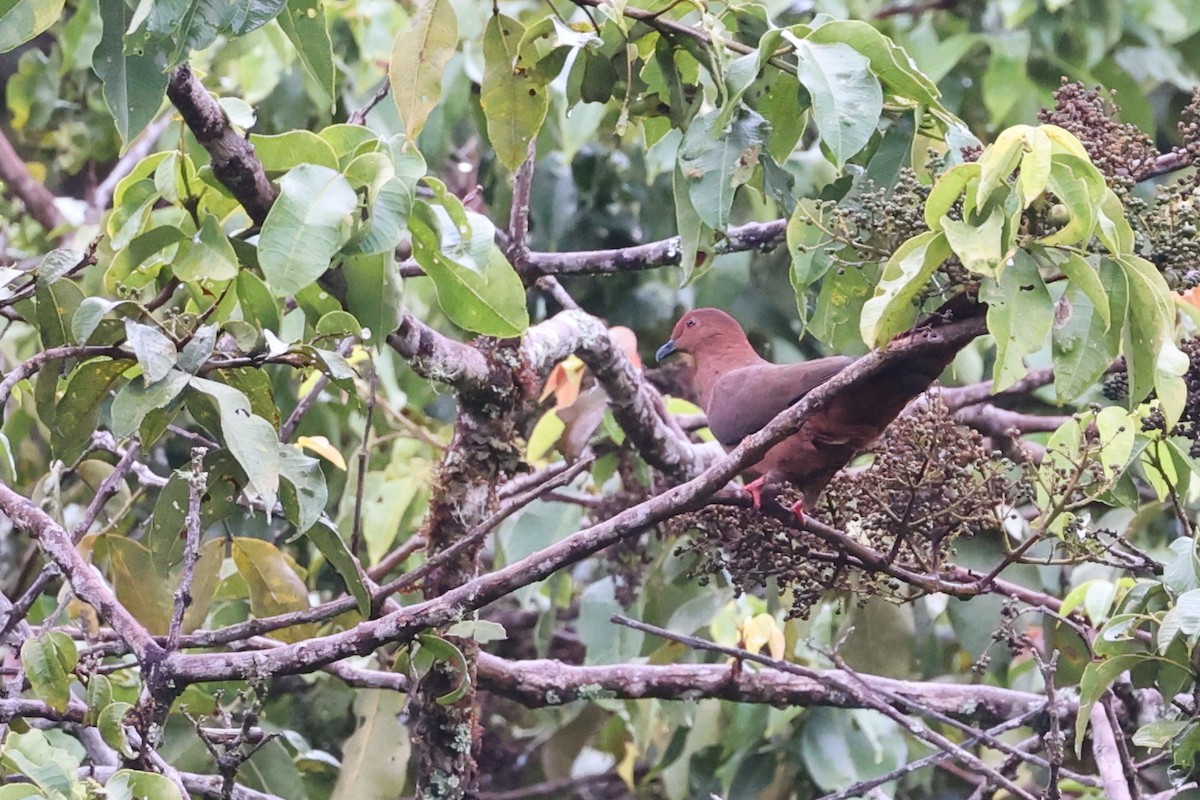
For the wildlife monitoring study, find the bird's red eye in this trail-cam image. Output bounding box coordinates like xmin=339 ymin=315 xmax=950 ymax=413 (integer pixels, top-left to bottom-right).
xmin=685 ymin=318 xmax=696 ymax=328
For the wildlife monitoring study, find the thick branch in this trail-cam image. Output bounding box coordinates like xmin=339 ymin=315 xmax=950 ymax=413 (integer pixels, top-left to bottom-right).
xmin=476 ymin=654 xmax=1047 ymax=725
xmin=521 ymin=310 xmax=706 ymax=481
xmin=0 ymin=127 xmax=64 ymax=233
xmin=386 ymin=315 xmax=491 ymax=389
xmin=166 ymin=65 xmax=277 ymax=226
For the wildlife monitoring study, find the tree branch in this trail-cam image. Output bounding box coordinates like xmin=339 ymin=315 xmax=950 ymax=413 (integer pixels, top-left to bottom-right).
xmin=0 ymin=127 xmax=65 ymax=234
xmin=521 ymin=310 xmax=706 ymax=481
xmin=165 ymin=65 xmax=278 ymax=226
xmin=0 ymin=483 xmax=162 ymax=663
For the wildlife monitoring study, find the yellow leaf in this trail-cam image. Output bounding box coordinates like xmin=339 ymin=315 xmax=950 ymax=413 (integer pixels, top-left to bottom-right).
xmin=738 ymin=613 xmax=785 ymax=660
xmin=297 ymin=435 xmax=347 ymax=470
xmin=539 ymin=355 xmax=586 ymax=408
xmin=616 ymin=741 xmax=638 ymax=789
xmin=526 ymin=410 xmax=566 ymax=464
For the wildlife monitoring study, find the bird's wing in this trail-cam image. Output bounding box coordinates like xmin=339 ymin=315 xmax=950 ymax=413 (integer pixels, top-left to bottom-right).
xmin=705 ymin=356 xmax=853 ymax=447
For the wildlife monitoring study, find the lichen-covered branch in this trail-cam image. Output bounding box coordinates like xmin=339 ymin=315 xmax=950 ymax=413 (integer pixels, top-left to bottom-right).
xmin=475 ymin=654 xmax=1048 ymax=724
xmin=521 ymin=310 xmax=707 ymax=481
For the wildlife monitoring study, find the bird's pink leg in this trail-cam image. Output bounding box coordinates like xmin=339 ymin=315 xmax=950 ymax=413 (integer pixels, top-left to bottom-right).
xmin=789 ymin=499 xmax=805 ymax=525
xmin=742 ymin=477 xmax=767 ymax=510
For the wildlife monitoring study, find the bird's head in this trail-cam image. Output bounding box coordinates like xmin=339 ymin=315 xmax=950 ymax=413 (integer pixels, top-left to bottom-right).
xmin=655 ymin=308 xmax=747 ymax=362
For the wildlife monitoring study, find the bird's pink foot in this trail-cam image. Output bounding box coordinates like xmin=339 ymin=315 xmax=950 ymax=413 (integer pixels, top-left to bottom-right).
xmin=789 ymin=499 xmax=805 ymax=525
xmin=742 ymin=477 xmax=766 ymax=510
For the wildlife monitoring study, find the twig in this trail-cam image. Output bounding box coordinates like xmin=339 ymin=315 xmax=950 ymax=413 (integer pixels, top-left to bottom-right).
xmin=347 ymin=78 xmax=391 ymax=126
xmin=506 ymin=139 xmax=537 ymax=262
xmin=0 ymin=345 xmax=129 ymax=411
xmin=349 ymin=368 xmax=377 ymax=556
xmin=280 ymin=336 xmax=355 ymax=440
xmin=816 ymin=711 xmax=1044 ymax=800
xmin=167 ymin=449 xmax=207 ymax=651
xmin=365 ymin=535 xmax=427 ymax=581
xmin=536 ymin=276 xmax=580 ymax=311
xmin=70 ymin=440 xmax=142 ymax=542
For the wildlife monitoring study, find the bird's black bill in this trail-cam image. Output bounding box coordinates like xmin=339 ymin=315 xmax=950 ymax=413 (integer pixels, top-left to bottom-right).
xmin=655 ymin=340 xmax=677 ymax=362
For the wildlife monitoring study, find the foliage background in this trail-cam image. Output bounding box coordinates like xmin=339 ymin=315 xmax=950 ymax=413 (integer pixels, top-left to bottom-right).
xmin=0 ymin=0 xmax=1200 ymax=799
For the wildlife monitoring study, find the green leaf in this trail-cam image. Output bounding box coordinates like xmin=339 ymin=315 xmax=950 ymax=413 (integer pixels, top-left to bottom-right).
xmin=251 ymin=130 xmax=339 ymax=172
xmin=1075 ymin=654 xmax=1144 ymax=757
xmin=341 ymin=252 xmax=404 ymax=344
xmin=1038 ymin=154 xmax=1106 ymax=247
xmin=98 ymin=702 xmax=135 ymax=758
xmin=307 ymin=520 xmax=371 ymax=617
xmin=342 ymin=167 xmax=412 ymax=255
xmin=110 ymin=369 xmax=190 ymax=439
xmin=389 ymin=0 xmax=457 ymax=141
xmin=981 ymin=250 xmax=1053 ymax=391
xmin=672 ymin=161 xmax=714 ymax=285
xmin=106 ymin=768 xmax=183 ymax=800
xmin=1056 ymin=251 xmax=1110 ymax=329
xmin=125 ymin=320 xmax=178 ymax=384
xmin=1052 ymin=285 xmax=1113 ymax=402
xmin=924 ymin=162 xmax=980 ymax=231
xmin=1096 ymin=187 xmax=1134 ymax=254
xmin=231 ymin=0 xmax=286 ymax=34
xmin=860 ymin=230 xmax=949 ymax=347
xmin=236 ymin=270 xmax=281 ymax=331
xmin=178 ymin=325 xmax=217 ymax=374
xmin=279 ymin=443 xmax=327 ymax=533
xmin=409 ymin=202 xmax=529 ymax=336
xmin=787 ymin=199 xmax=834 ymax=291
xmin=1113 ymin=254 xmax=1178 ymax=410
xmin=789 ymin=37 xmax=882 ymax=167
xmin=973 ymin=125 xmax=1028 ymax=208
xmin=805 ymin=20 xmax=943 ymax=111
xmin=0 ymin=0 xmax=67 ymax=53
xmin=277 ymin=0 xmax=335 ymax=111
xmin=444 ymin=619 xmax=507 ymax=644
xmin=941 ymin=205 xmax=1007 ymax=278
xmin=0 ymin=729 xmax=80 ymax=795
xmin=330 ymin=690 xmax=410 ymax=800
xmin=189 ymin=376 xmax=282 ymax=509
xmin=174 ymin=214 xmax=240 ymax=283
xmin=53 ymin=358 xmax=129 ymax=462
xmin=481 ymin=14 xmax=549 ymax=171
xmin=35 ymin=249 xmax=82 ymax=286
xmin=677 ymin=108 xmax=769 ymax=230
xmin=146 ymin=468 xmax=236 ymax=571
xmin=20 ymin=631 xmax=77 ymax=712
xmin=35 ymin=278 xmax=83 ymax=347
xmin=231 ymin=537 xmax=315 ymax=642
xmin=108 ymin=226 xmax=188 ymax=292
xmin=259 ymin=164 xmax=358 ymax=297
xmin=72 ymin=297 xmax=136 ymax=343
xmin=99 ymin=534 xmax=174 ymax=635
xmin=94 ymin=0 xmax=168 ymax=146
xmin=413 ymin=633 xmax=471 ymax=705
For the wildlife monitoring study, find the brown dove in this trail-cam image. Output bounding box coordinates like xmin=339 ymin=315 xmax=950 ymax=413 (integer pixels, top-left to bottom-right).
xmin=656 ymin=308 xmax=967 ymax=518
